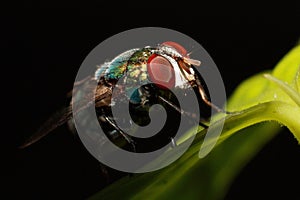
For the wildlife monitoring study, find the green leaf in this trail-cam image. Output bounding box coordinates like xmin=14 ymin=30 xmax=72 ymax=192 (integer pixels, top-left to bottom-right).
xmin=90 ymin=123 xmax=281 ymax=200
xmin=227 ymin=45 xmax=300 ymax=111
xmin=272 ymin=45 xmax=300 ymax=85
xmin=295 ymin=66 xmax=300 ymax=92
xmin=89 ymin=44 xmax=300 ymax=200
xmin=264 ymin=74 xmax=300 ymax=107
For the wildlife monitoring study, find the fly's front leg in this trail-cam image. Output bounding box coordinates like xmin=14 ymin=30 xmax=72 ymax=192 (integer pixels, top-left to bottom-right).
xmin=193 ymin=78 xmax=231 ymax=114
xmin=197 ymin=84 xmax=224 ymax=113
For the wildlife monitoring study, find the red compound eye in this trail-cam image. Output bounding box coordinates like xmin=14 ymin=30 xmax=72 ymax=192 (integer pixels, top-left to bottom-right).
xmin=162 ymin=41 xmax=188 ymax=57
xmin=163 ymin=41 xmax=192 ymax=73
xmin=147 ymin=54 xmax=175 ymax=89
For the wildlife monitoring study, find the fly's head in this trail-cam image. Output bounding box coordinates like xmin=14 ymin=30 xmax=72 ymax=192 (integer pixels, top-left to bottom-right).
xmin=147 ymin=41 xmax=201 ymax=90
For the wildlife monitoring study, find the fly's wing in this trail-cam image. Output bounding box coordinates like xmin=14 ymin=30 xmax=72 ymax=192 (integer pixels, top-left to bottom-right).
xmin=20 ymin=77 xmax=113 ymax=149
xmin=20 ymin=49 xmax=139 ymax=149
xmin=19 ymin=106 xmax=73 ymax=148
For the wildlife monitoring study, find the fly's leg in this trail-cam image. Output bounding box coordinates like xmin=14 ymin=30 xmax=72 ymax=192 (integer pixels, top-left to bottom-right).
xmin=102 ymin=115 xmax=136 ymax=152
xmin=158 ymin=95 xmax=209 ymax=128
xmin=170 ymin=137 xmax=177 ymax=148
xmin=157 ymin=95 xmax=210 ymax=148
xmin=193 ymin=75 xmax=233 ymax=114
xmin=196 ymin=84 xmax=225 ymax=113
xmin=99 ymin=112 xmax=136 ymax=181
xmin=99 ymin=163 xmax=111 ymax=183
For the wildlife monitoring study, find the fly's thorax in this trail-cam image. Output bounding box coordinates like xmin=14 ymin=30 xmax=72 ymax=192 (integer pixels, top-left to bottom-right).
xmin=94 ymin=48 xmax=139 ymax=81
xmin=118 ymin=48 xmax=153 ymax=103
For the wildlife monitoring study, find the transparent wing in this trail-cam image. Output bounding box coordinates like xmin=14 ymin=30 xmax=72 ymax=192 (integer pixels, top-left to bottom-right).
xmin=20 ymin=77 xmax=113 ymax=148
xmin=19 ymin=106 xmax=73 ymax=148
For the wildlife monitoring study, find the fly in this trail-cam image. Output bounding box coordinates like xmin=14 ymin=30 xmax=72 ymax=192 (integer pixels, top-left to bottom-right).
xmin=20 ymin=41 xmax=225 ymax=153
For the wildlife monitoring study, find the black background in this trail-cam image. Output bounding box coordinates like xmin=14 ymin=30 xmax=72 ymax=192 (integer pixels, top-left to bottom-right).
xmin=2 ymin=2 xmax=300 ymax=199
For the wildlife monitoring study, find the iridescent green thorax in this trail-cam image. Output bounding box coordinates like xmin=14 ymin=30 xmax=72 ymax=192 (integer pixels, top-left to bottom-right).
xmin=122 ymin=48 xmax=153 ymax=103
xmin=105 ymin=63 xmax=127 ymax=80
xmin=96 ymin=48 xmax=153 ymax=83
xmin=126 ymin=48 xmax=153 ymax=85
xmin=103 ymin=49 xmax=138 ymax=80
xmin=95 ymin=48 xmax=154 ymax=104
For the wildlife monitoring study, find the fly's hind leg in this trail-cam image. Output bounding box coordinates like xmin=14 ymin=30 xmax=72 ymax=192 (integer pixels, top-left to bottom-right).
xmin=98 ymin=111 xmax=136 ymax=181
xmin=99 ymin=163 xmax=111 ymax=183
xmin=102 ymin=114 xmax=136 ymax=152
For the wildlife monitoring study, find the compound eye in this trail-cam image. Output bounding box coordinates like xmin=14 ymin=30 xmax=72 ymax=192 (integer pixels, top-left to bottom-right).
xmin=162 ymin=41 xmax=188 ymax=57
xmin=147 ymin=54 xmax=175 ymax=89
